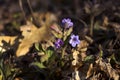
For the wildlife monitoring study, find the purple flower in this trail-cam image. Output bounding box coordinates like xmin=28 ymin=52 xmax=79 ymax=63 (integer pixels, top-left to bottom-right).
xmin=69 ymin=34 xmax=80 ymax=47
xmin=54 ymin=39 xmax=64 ymax=48
xmin=62 ymin=18 xmax=73 ymax=28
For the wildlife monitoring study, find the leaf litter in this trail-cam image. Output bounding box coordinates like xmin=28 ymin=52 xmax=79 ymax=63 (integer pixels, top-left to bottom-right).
xmin=0 ymin=0 xmax=120 ymax=80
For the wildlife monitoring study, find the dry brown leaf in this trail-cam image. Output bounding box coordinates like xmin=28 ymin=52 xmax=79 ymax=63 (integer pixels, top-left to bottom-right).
xmin=0 ymin=36 xmax=17 ymax=52
xmin=72 ymin=50 xmax=83 ymax=80
xmin=72 ymin=49 xmax=91 ymax=80
xmin=16 ymin=12 xmax=57 ymax=57
xmin=16 ymin=24 xmax=52 ymax=57
xmin=72 ymin=70 xmax=81 ymax=80
xmin=0 ymin=36 xmax=17 ymax=45
xmin=33 ymin=12 xmax=57 ymax=26
xmin=96 ymin=58 xmax=119 ymax=80
xmin=103 ymin=16 xmax=109 ymax=27
xmin=86 ymin=63 xmax=94 ymax=79
xmin=109 ymin=22 xmax=120 ymax=33
xmin=72 ymin=50 xmax=80 ymax=66
xmin=77 ymin=40 xmax=89 ymax=60
xmin=20 ymin=21 xmax=38 ymax=38
xmin=78 ymin=63 xmax=90 ymax=80
xmin=77 ymin=40 xmax=89 ymax=52
xmin=14 ymin=77 xmax=23 ymax=80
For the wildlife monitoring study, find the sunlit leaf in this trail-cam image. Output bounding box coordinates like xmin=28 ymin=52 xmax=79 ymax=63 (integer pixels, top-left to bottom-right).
xmin=16 ymin=13 xmax=57 ymax=57
xmin=16 ymin=22 xmax=50 ymax=57
xmin=31 ymin=62 xmax=46 ymax=69
xmin=0 ymin=75 xmax=2 ymax=80
xmin=40 ymin=49 xmax=54 ymax=62
xmin=84 ymin=55 xmax=94 ymax=62
xmin=34 ymin=43 xmax=44 ymax=51
xmin=86 ymin=63 xmax=94 ymax=79
xmin=96 ymin=58 xmax=119 ymax=80
xmin=52 ymin=30 xmax=63 ymax=38
xmin=63 ymin=27 xmax=73 ymax=41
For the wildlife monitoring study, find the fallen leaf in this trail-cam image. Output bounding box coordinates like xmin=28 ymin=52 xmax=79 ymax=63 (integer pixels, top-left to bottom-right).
xmin=86 ymin=63 xmax=94 ymax=79
xmin=20 ymin=21 xmax=37 ymax=38
xmin=16 ymin=24 xmax=52 ymax=57
xmin=96 ymin=58 xmax=119 ymax=80
xmin=72 ymin=70 xmax=81 ymax=80
xmin=14 ymin=78 xmax=23 ymax=80
xmin=0 ymin=36 xmax=17 ymax=45
xmin=77 ymin=40 xmax=89 ymax=52
xmin=72 ymin=50 xmax=79 ymax=66
xmin=16 ymin=12 xmax=57 ymax=57
xmin=77 ymin=40 xmax=89 ymax=60
xmin=0 ymin=36 xmax=17 ymax=52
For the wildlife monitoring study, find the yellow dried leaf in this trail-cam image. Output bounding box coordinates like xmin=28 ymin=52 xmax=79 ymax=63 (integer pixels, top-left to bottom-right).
xmin=86 ymin=63 xmax=94 ymax=79
xmin=96 ymin=58 xmax=119 ymax=80
xmin=16 ymin=24 xmax=52 ymax=57
xmin=77 ymin=40 xmax=89 ymax=60
xmin=77 ymin=40 xmax=89 ymax=52
xmin=16 ymin=12 xmax=57 ymax=57
xmin=72 ymin=50 xmax=79 ymax=66
xmin=72 ymin=50 xmax=83 ymax=68
xmin=0 ymin=36 xmax=17 ymax=52
xmin=0 ymin=36 xmax=17 ymax=45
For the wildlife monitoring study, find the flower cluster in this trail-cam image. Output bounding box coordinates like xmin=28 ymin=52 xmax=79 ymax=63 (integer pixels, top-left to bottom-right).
xmin=54 ymin=18 xmax=80 ymax=48
xmin=54 ymin=39 xmax=64 ymax=49
xmin=62 ymin=18 xmax=73 ymax=28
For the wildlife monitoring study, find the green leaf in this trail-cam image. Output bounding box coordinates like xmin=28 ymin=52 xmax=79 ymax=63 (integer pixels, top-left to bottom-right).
xmin=111 ymin=54 xmax=120 ymax=65
xmin=52 ymin=30 xmax=63 ymax=38
xmin=84 ymin=55 xmax=94 ymax=62
xmin=40 ymin=49 xmax=54 ymax=62
xmin=46 ymin=49 xmax=54 ymax=59
xmin=40 ymin=54 xmax=49 ymax=62
xmin=31 ymin=62 xmax=46 ymax=69
xmin=35 ymin=43 xmax=40 ymax=51
xmin=0 ymin=75 xmax=2 ymax=80
xmin=94 ymin=21 xmax=101 ymax=30
xmin=63 ymin=27 xmax=73 ymax=41
xmin=99 ymin=50 xmax=103 ymax=58
xmin=35 ymin=43 xmax=44 ymax=51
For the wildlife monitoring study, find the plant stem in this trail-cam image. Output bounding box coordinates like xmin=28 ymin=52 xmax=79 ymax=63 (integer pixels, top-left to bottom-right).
xmin=0 ymin=62 xmax=6 ymax=80
xmin=61 ymin=45 xmax=67 ymax=58
xmin=90 ymin=16 xmax=94 ymax=36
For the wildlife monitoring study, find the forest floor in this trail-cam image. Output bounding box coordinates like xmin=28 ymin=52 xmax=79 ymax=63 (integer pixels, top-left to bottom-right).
xmin=0 ymin=0 xmax=120 ymax=80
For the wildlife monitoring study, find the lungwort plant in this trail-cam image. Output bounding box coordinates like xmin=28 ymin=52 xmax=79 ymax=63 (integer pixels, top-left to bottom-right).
xmin=29 ymin=18 xmax=81 ymax=80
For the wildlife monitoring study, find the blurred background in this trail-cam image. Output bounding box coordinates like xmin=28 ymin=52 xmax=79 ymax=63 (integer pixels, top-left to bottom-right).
xmin=0 ymin=0 xmax=120 ymax=36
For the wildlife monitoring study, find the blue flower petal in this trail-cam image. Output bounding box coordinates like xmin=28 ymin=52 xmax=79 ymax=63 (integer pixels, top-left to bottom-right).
xmin=71 ymin=43 xmax=77 ymax=47
xmin=69 ymin=34 xmax=80 ymax=47
xmin=71 ymin=34 xmax=75 ymax=39
xmin=62 ymin=18 xmax=73 ymax=28
xmin=54 ymin=39 xmax=64 ymax=49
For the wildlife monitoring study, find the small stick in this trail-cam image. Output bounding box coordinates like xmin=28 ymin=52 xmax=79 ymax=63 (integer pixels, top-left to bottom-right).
xmin=19 ymin=0 xmax=27 ymax=22
xmin=90 ymin=16 xmax=94 ymax=36
xmin=27 ymin=0 xmax=41 ymax=27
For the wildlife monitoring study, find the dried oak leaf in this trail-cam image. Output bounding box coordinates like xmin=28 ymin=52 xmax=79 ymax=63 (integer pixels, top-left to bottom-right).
xmin=16 ymin=23 xmax=52 ymax=57
xmin=77 ymin=40 xmax=89 ymax=60
xmin=72 ymin=50 xmax=80 ymax=66
xmin=16 ymin=12 xmax=57 ymax=57
xmin=0 ymin=36 xmax=17 ymax=52
xmin=86 ymin=63 xmax=94 ymax=79
xmin=96 ymin=58 xmax=119 ymax=80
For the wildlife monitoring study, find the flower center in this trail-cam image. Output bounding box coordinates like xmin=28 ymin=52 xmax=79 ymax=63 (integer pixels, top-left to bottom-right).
xmin=73 ymin=37 xmax=77 ymax=41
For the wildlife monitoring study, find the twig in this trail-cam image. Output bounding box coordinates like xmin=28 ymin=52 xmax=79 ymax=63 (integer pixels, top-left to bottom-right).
xmin=90 ymin=16 xmax=94 ymax=36
xmin=27 ymin=0 xmax=41 ymax=27
xmin=19 ymin=0 xmax=27 ymax=22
